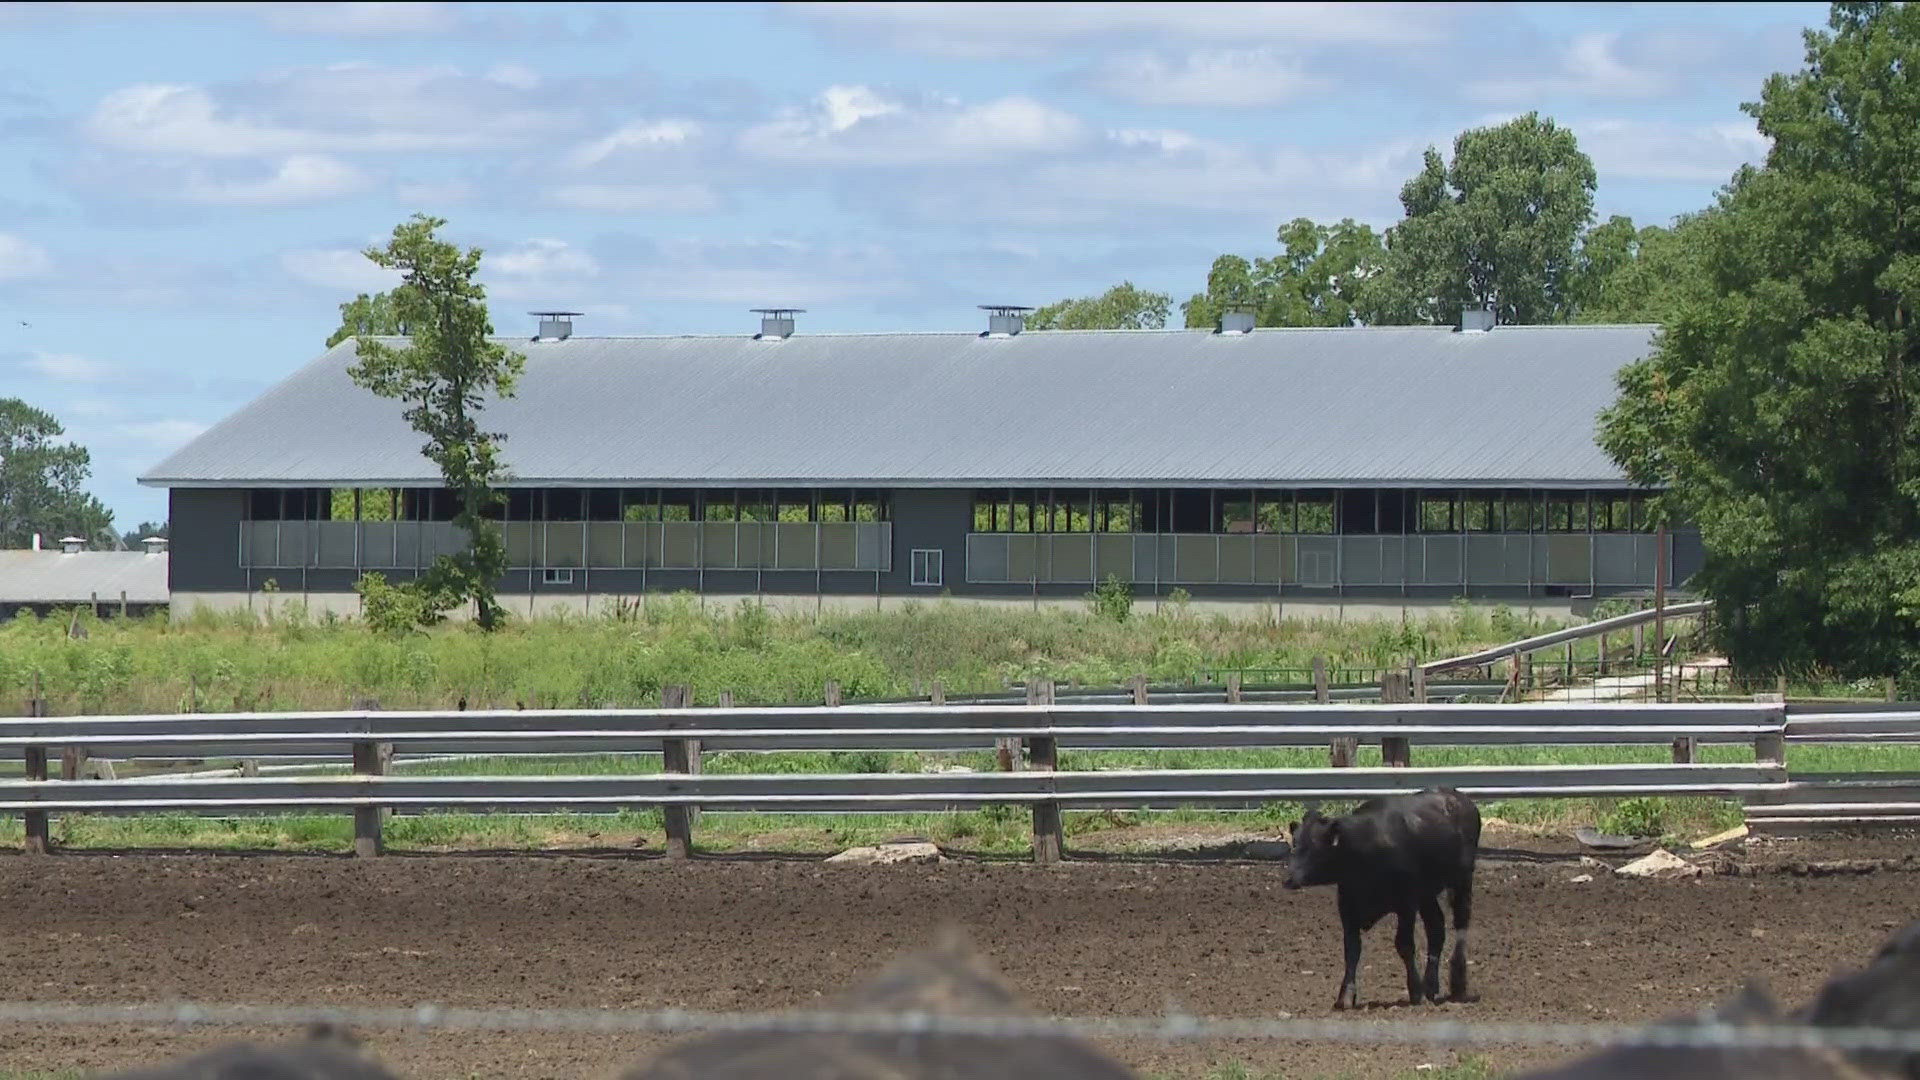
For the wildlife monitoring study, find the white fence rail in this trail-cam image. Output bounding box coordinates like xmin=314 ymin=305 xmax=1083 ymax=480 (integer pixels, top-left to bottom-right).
xmin=7 ymin=701 xmax=1919 ymax=858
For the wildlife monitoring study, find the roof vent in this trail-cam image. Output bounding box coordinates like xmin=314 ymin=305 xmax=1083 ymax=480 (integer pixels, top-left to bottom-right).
xmin=530 ymin=311 xmax=580 ymax=342
xmin=979 ymin=304 xmax=1032 ymax=337
xmin=142 ymin=536 xmax=168 ymax=555
xmin=1218 ymin=309 xmax=1256 ymax=335
xmin=752 ymin=308 xmax=803 ymax=340
xmin=1457 ymin=305 xmax=1496 ymax=333
xmin=58 ymin=535 xmax=85 ymax=555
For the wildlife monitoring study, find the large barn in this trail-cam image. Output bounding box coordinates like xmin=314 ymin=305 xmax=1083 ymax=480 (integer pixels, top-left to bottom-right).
xmin=142 ymin=308 xmax=1700 ymax=619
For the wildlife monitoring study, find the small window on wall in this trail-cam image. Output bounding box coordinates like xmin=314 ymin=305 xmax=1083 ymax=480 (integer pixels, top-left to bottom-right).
xmin=910 ymin=549 xmax=943 ymax=587
xmin=542 ymin=568 xmax=574 ymax=585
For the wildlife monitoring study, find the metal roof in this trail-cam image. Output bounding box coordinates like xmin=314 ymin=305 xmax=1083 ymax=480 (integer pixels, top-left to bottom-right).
xmin=141 ymin=324 xmax=1655 ymax=490
xmin=0 ymin=551 xmax=169 ymax=605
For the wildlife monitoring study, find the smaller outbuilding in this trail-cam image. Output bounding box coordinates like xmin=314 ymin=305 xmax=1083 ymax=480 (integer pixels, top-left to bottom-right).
xmin=0 ymin=535 xmax=170 ymax=620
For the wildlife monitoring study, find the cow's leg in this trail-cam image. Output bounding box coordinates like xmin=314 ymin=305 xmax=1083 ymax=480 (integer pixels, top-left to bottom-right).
xmin=1334 ymin=921 xmax=1363 ymax=1011
xmin=1419 ymin=896 xmax=1446 ymax=1003
xmin=1449 ymin=877 xmax=1476 ymax=1002
xmin=1394 ymin=905 xmax=1422 ymax=1006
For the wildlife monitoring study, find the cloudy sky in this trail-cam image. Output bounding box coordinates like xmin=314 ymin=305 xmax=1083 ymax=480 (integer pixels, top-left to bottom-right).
xmin=0 ymin=0 xmax=1827 ymax=526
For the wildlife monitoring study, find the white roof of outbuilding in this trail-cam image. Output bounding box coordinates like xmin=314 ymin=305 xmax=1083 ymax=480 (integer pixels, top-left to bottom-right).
xmin=142 ymin=323 xmax=1656 ymax=490
xmin=0 ymin=551 xmax=169 ymax=605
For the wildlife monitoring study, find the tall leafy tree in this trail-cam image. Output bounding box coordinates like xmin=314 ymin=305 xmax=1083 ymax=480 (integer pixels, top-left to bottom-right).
xmin=1600 ymin=1 xmax=1920 ymax=677
xmin=119 ymin=520 xmax=169 ymax=550
xmin=1027 ymin=281 xmax=1171 ymax=330
xmin=1370 ymin=112 xmax=1597 ymax=325
xmin=347 ymin=215 xmax=524 ymax=630
xmin=1183 ymin=219 xmax=1385 ymax=328
xmin=327 ymin=291 xmax=406 ymax=348
xmin=1567 ymin=215 xmax=1707 ymax=324
xmin=0 ymin=399 xmax=113 ymax=549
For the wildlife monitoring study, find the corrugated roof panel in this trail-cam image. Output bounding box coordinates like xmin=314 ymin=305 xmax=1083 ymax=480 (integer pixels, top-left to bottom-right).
xmin=0 ymin=552 xmax=170 ymax=604
xmin=141 ymin=324 xmax=1654 ymax=488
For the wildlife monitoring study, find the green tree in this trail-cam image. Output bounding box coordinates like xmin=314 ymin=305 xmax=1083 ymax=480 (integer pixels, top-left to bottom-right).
xmin=1370 ymin=112 xmax=1597 ymax=325
xmin=327 ymin=291 xmax=406 ymax=348
xmin=119 ymin=520 xmax=168 ymax=550
xmin=1027 ymin=281 xmax=1171 ymax=330
xmin=1183 ymin=219 xmax=1386 ymax=329
xmin=0 ymin=399 xmax=113 ymax=549
xmin=1567 ymin=215 xmax=1708 ymax=324
xmin=1599 ymin=2 xmax=1920 ymax=677
xmin=346 ymin=215 xmax=524 ymax=630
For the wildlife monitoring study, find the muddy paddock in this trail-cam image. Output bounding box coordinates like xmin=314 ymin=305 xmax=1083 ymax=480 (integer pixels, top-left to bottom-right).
xmin=0 ymin=836 xmax=1915 ymax=1079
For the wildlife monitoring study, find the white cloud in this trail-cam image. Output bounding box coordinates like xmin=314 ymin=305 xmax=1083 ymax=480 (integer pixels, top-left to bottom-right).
xmin=490 ymin=238 xmax=599 ymax=279
xmin=740 ymin=86 xmax=1083 ymax=165
xmin=85 ymin=65 xmax=572 ymax=158
xmin=547 ymin=183 xmax=721 ymax=214
xmin=1088 ymin=48 xmax=1324 ymax=107
xmin=279 ymin=247 xmax=400 ymax=293
xmin=394 ymin=178 xmax=475 ymax=206
xmin=486 ymin=62 xmax=541 ymax=90
xmin=563 ymin=119 xmax=702 ymax=169
xmin=27 ymin=351 xmax=118 ymax=383
xmin=1573 ymin=117 xmax=1769 ymax=183
xmin=1466 ymin=31 xmax=1668 ymax=103
xmin=0 ymin=232 xmax=51 ymax=280
xmin=784 ymin=2 xmax=1456 ymax=58
xmin=113 ymin=418 xmax=210 ymax=448
xmin=256 ymin=2 xmax=456 ymax=34
xmin=179 ymin=154 xmax=369 ymax=204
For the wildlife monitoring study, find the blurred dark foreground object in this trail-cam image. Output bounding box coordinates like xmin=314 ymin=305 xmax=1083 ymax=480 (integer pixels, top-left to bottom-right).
xmin=623 ymin=928 xmax=1139 ymax=1080
xmin=98 ymin=1023 xmax=401 ymax=1080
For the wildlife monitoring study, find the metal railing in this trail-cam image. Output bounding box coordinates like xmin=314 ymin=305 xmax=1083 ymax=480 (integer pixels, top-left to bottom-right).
xmin=2 ymin=700 xmax=1828 ymax=859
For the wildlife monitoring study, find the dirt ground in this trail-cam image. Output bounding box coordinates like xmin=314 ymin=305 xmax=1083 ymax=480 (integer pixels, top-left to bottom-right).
xmin=0 ymin=835 xmax=1916 ymax=1080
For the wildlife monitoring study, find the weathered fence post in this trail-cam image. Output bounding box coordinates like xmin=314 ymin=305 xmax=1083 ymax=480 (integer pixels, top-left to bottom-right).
xmin=824 ymin=679 xmax=842 ymax=708
xmin=60 ymin=745 xmax=87 ymax=783
xmin=23 ymin=681 xmax=49 ymax=855
xmin=1410 ymin=660 xmax=1427 ymax=705
xmin=1225 ymin=672 xmax=1242 ymax=705
xmin=930 ymin=680 xmax=945 ymax=707
xmin=1753 ymin=692 xmax=1787 ymax=766
xmin=1026 ymin=730 xmax=1062 ymax=865
xmin=1670 ymin=735 xmax=1697 ymax=764
xmin=1597 ymin=633 xmax=1609 ymax=677
xmin=1887 ymin=677 xmax=1898 ymax=704
xmin=661 ymin=683 xmax=699 ymax=859
xmin=349 ymin=696 xmax=388 ymax=858
xmin=1380 ymin=668 xmax=1413 ymax=767
xmin=717 ymin=691 xmax=734 ymax=709
xmin=1128 ymin=674 xmax=1149 ymax=706
xmin=1312 ymin=656 xmax=1330 ymax=704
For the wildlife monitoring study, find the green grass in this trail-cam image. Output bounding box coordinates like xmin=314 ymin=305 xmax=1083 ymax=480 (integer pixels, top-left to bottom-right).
xmin=0 ymin=597 xmax=1582 ymax=716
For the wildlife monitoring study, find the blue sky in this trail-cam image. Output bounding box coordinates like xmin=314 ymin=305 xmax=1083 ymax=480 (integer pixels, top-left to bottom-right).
xmin=0 ymin=0 xmax=1830 ymax=527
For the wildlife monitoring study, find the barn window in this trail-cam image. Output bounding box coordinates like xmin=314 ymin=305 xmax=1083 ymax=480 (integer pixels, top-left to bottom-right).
xmin=541 ymin=568 xmax=574 ymax=585
xmin=910 ymin=549 xmax=943 ymax=587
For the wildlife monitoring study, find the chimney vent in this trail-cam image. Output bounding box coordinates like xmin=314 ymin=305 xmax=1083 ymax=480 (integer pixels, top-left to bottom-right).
xmin=142 ymin=536 xmax=169 ymax=555
xmin=751 ymin=308 xmax=803 ymax=340
xmin=59 ymin=535 xmax=85 ymax=555
xmin=979 ymin=304 xmax=1033 ymax=337
xmin=1457 ymin=305 xmax=1496 ymax=333
xmin=530 ymin=311 xmax=581 ymax=341
xmin=1218 ymin=309 xmax=1256 ymax=335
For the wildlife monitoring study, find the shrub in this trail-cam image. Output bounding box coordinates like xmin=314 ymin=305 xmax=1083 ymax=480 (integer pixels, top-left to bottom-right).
xmin=1090 ymin=574 xmax=1134 ymax=622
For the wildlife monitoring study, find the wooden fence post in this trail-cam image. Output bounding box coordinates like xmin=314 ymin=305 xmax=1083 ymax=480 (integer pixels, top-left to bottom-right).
xmin=23 ymin=684 xmax=49 ymax=855
xmin=1128 ymin=674 xmax=1149 ymax=706
xmin=1380 ymin=668 xmax=1412 ymax=767
xmin=824 ymin=680 xmax=842 ymax=708
xmin=930 ymin=680 xmax=945 ymax=707
xmin=1225 ymin=672 xmax=1242 ymax=705
xmin=717 ymin=691 xmax=734 ymax=709
xmin=1410 ymin=660 xmax=1427 ymax=705
xmin=1886 ymin=676 xmax=1898 ymax=704
xmin=1753 ymin=692 xmax=1787 ymax=766
xmin=661 ymin=683 xmax=699 ymax=859
xmin=349 ymin=696 xmax=387 ymax=858
xmin=1597 ymin=633 xmax=1609 ymax=677
xmin=1026 ymin=733 xmax=1062 ymax=865
xmin=1312 ymin=656 xmax=1330 ymax=704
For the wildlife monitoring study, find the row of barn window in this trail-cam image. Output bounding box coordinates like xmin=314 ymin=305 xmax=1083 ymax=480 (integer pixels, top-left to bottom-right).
xmin=244 ymin=487 xmax=1660 ymax=536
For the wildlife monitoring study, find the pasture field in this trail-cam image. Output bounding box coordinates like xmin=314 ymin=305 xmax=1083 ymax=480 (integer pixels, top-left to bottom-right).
xmin=0 ymin=597 xmax=1589 ymax=716
xmin=0 ymin=838 xmax=1913 ymax=1079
